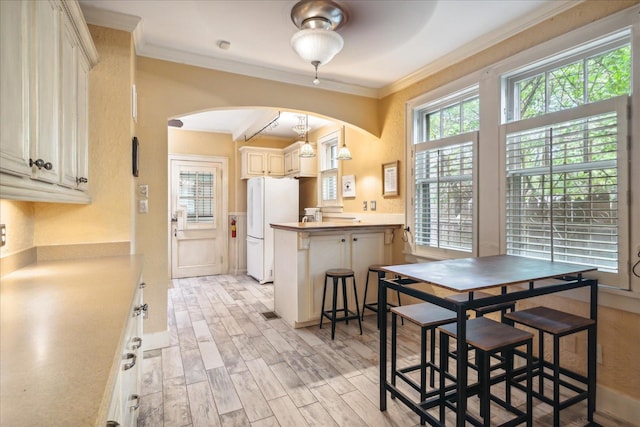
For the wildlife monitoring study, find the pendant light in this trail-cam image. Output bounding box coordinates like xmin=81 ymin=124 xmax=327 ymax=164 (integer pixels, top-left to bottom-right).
xmin=336 ymin=126 xmax=351 ymax=160
xmin=299 ymin=115 xmax=316 ymax=158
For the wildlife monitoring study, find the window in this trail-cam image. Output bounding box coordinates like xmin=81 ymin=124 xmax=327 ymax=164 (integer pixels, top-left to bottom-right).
xmin=178 ymin=171 xmax=215 ymax=224
xmin=502 ymin=31 xmax=631 ymax=286
xmin=319 ymin=130 xmax=340 ymax=207
xmin=411 ymin=87 xmax=479 ymax=257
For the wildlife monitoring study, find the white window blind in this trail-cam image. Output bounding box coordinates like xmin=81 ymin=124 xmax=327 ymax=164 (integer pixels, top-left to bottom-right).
xmin=179 ymin=171 xmax=215 ymax=224
xmin=504 ymin=96 xmax=628 ymax=278
xmin=414 ymin=132 xmax=477 ymax=253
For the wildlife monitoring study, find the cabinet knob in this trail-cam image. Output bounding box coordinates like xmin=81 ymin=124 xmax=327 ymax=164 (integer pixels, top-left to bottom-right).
xmin=134 ymin=303 xmax=148 ymax=318
xmin=123 ymin=353 xmax=137 ymax=370
xmin=341 ymin=238 xmax=346 ymax=242
xmin=29 ymin=158 xmax=44 ymax=169
xmin=139 ymin=282 xmax=146 ymax=289
xmin=76 ymin=177 xmax=88 ymax=184
xmin=106 ymin=421 xmax=120 ymax=427
xmin=353 ymin=238 xmax=358 ymax=241
xmin=43 ymin=162 xmax=53 ymax=170
xmin=131 ymin=337 xmax=142 ymax=350
xmin=129 ymin=393 xmax=141 ymax=411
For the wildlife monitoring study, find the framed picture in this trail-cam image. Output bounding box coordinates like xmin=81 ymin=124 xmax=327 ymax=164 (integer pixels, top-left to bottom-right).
xmin=132 ymin=136 xmax=139 ymax=177
xmin=342 ymin=174 xmax=356 ymax=198
xmin=382 ymin=160 xmax=399 ymax=197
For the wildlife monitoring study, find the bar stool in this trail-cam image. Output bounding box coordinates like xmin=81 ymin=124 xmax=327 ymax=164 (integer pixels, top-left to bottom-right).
xmin=319 ymin=268 xmax=363 ymax=340
xmin=390 ymin=302 xmax=458 ymax=413
xmin=438 ymin=317 xmax=533 ymax=426
xmin=504 ymin=306 xmax=595 ymax=427
xmin=361 ymin=264 xmax=402 ymax=325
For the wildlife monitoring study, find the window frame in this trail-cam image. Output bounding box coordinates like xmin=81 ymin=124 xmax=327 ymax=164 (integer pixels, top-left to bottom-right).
xmin=318 ymin=129 xmax=342 ymax=210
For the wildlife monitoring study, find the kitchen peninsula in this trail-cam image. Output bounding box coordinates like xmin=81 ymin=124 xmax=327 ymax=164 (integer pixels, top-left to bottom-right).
xmin=271 ymin=222 xmax=402 ymax=328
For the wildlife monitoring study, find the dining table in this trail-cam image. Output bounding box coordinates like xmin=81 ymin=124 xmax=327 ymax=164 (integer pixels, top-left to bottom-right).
xmin=377 ymin=254 xmax=598 ymax=427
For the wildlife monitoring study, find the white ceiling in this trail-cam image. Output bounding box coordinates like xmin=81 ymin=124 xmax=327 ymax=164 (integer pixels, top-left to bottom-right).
xmin=79 ymin=0 xmax=577 ymax=139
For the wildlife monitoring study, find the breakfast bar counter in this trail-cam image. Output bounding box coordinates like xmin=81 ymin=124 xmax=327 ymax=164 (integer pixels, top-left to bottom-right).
xmin=271 ymin=222 xmax=402 ymax=328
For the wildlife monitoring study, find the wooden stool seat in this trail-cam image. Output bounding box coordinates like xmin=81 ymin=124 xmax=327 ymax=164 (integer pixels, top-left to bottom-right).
xmin=504 ymin=306 xmax=596 ymax=427
xmin=438 ymin=317 xmax=533 ymax=426
xmin=504 ymin=306 xmax=595 ymax=335
xmin=368 ymin=264 xmax=386 ymax=273
xmin=446 ymin=291 xmax=516 ymax=317
xmin=391 ymin=303 xmax=457 ymax=328
xmin=320 ymin=268 xmax=362 ymax=340
xmin=326 ymin=268 xmax=355 ymax=277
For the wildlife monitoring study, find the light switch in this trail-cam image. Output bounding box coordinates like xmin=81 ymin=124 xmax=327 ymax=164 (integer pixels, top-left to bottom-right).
xmin=363 ymin=201 xmax=367 ymax=211
xmin=370 ymin=201 xmax=377 ymax=211
xmin=0 ymin=224 xmax=6 ymax=247
xmin=138 ymin=184 xmax=149 ymax=198
xmin=138 ymin=199 xmax=148 ymax=214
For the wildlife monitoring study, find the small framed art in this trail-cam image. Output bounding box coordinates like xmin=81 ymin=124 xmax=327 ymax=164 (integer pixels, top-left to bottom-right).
xmin=382 ymin=160 xmax=399 ymax=197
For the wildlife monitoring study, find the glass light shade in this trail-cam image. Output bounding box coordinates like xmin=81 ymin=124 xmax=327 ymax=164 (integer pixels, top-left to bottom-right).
xmin=336 ymin=144 xmax=352 ymax=160
xmin=290 ymin=28 xmax=344 ymax=65
xmin=299 ymin=141 xmax=316 ymax=158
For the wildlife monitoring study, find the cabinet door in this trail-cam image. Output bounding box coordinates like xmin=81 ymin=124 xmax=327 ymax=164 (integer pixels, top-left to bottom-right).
xmin=59 ymin=17 xmax=78 ymax=188
xmin=32 ymin=0 xmax=61 ymax=183
xmin=351 ymin=232 xmax=386 ymax=310
xmin=246 ymin=151 xmax=266 ymax=176
xmin=266 ymin=153 xmax=284 ymax=176
xmin=308 ymin=233 xmax=349 ymax=319
xmin=284 ymin=151 xmax=294 ymax=175
xmin=0 ymin=0 xmax=31 ymax=177
xmin=76 ymin=55 xmax=89 ymax=191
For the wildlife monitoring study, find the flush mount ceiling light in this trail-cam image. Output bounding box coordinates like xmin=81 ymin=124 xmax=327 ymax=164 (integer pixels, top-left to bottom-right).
xmin=290 ymin=0 xmax=349 ymax=85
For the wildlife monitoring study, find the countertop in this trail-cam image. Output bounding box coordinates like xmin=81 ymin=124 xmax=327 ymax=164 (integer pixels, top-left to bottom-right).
xmin=271 ymin=221 xmax=403 ymax=232
xmin=0 ymin=255 xmax=144 ymax=426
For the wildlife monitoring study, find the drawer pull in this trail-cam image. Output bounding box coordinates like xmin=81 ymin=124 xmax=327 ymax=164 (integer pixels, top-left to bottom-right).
xmin=131 ymin=337 xmax=142 ymax=350
xmin=129 ymin=393 xmax=141 ymax=411
xmin=123 ymin=353 xmax=136 ymax=370
xmin=106 ymin=421 xmax=120 ymax=427
xmin=341 ymin=238 xmax=345 ymax=242
xmin=139 ymin=282 xmax=146 ymax=289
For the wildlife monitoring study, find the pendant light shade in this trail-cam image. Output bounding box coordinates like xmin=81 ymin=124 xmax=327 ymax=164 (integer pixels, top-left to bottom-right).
xmin=336 ymin=126 xmax=351 ymax=160
xmin=290 ymin=28 xmax=344 ymax=65
xmin=299 ymin=114 xmax=316 ymax=158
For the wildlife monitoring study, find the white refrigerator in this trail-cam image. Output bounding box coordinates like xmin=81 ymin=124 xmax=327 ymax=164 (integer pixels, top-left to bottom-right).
xmin=247 ymin=176 xmax=299 ymax=283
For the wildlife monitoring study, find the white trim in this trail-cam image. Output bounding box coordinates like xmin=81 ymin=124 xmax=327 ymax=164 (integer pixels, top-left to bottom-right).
xmin=142 ymin=330 xmax=170 ymax=351
xmin=596 ymin=384 xmax=640 ymax=425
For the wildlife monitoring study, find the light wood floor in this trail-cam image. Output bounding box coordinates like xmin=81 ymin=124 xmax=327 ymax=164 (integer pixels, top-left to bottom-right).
xmin=138 ymin=274 xmax=628 ymax=427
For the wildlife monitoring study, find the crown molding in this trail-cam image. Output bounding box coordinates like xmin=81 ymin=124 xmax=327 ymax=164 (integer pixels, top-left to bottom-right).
xmin=377 ymin=0 xmax=584 ymax=99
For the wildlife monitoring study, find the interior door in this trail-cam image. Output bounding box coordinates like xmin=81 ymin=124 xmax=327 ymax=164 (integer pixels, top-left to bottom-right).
xmin=171 ymin=159 xmax=226 ymax=278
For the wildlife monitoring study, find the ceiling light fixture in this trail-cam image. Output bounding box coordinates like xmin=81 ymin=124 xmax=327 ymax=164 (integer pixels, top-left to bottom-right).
xmin=299 ymin=115 xmax=316 ymax=158
xmin=336 ymin=126 xmax=351 ymax=160
xmin=292 ymin=115 xmax=308 ymax=139
xmin=290 ymin=0 xmax=348 ymax=85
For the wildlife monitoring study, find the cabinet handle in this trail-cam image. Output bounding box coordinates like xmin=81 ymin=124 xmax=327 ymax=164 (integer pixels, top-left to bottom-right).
xmin=123 ymin=353 xmax=136 ymax=370
xmin=134 ymin=303 xmax=148 ymax=318
xmin=131 ymin=337 xmax=142 ymax=350
xmin=76 ymin=177 xmax=88 ymax=184
xmin=353 ymin=238 xmax=358 ymax=241
xmin=129 ymin=393 xmax=141 ymax=411
xmin=43 ymin=162 xmax=53 ymax=170
xmin=106 ymin=421 xmax=120 ymax=427
xmin=341 ymin=238 xmax=346 ymax=242
xmin=29 ymin=158 xmax=44 ymax=169
xmin=139 ymin=282 xmax=146 ymax=289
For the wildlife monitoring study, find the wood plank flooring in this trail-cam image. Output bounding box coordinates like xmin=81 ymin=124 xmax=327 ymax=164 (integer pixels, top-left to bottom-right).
xmin=138 ymin=274 xmax=628 ymax=427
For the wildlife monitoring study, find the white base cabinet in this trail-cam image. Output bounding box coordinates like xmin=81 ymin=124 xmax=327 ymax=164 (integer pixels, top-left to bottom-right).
xmin=273 ymin=225 xmax=399 ymax=328
xmin=106 ymin=282 xmax=146 ymax=427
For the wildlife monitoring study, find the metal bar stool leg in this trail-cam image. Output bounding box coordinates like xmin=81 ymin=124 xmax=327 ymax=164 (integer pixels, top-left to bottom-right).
xmin=331 ymin=276 xmax=339 ymax=340
xmin=351 ymin=275 xmax=363 ymax=335
xmin=319 ymin=273 xmax=328 ymax=330
xmin=341 ymin=277 xmax=349 ymax=325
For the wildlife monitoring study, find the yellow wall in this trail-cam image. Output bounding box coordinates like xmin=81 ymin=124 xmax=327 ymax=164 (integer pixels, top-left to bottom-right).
xmin=32 ymin=26 xmax=135 ymax=247
xmin=0 ymin=200 xmax=34 ymax=256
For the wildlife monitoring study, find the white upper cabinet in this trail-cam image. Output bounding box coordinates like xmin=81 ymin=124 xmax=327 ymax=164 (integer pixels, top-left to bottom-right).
xmin=284 ymin=141 xmax=317 ymax=177
xmin=0 ymin=0 xmax=98 ymax=203
xmin=239 ymin=146 xmax=285 ymax=179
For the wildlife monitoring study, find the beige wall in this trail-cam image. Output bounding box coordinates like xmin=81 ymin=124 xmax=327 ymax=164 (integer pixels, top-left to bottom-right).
xmin=0 ymin=200 xmax=35 ymax=256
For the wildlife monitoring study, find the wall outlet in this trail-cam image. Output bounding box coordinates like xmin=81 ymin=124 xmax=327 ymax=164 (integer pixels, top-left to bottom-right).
xmin=138 ymin=199 xmax=149 ymax=214
xmin=362 ymin=201 xmax=367 ymax=211
xmin=0 ymin=224 xmax=6 ymax=247
xmin=370 ymin=200 xmax=377 ymax=211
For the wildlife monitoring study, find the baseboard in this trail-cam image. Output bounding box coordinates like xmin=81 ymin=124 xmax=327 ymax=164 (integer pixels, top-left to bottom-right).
xmin=142 ymin=330 xmax=170 ymax=351
xmin=596 ymin=384 xmax=640 ymax=426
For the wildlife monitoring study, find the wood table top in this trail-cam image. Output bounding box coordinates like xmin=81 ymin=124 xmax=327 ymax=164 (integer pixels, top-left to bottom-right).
xmin=382 ymin=255 xmax=597 ymax=292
